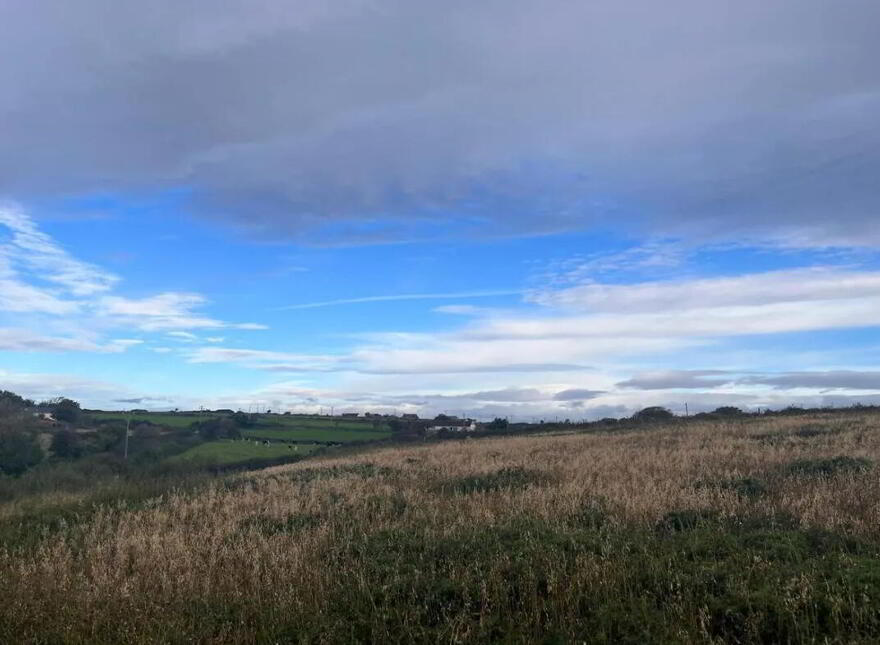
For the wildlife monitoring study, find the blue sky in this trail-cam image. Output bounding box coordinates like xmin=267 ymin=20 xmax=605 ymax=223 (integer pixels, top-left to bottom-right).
xmin=2 ymin=1 xmax=880 ymax=418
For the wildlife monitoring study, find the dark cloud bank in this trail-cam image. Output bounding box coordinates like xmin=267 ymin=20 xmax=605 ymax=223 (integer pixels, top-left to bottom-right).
xmin=2 ymin=1 xmax=878 ymax=244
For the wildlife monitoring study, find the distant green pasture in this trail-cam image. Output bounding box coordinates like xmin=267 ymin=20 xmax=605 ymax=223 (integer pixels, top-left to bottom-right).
xmin=90 ymin=411 xmax=212 ymax=428
xmin=272 ymin=415 xmax=390 ymax=431
xmin=167 ymin=440 xmax=319 ymax=465
xmin=243 ymin=427 xmax=390 ymax=443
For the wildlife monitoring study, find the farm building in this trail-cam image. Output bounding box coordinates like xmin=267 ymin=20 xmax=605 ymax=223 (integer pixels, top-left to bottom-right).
xmin=427 ymin=418 xmax=477 ymax=434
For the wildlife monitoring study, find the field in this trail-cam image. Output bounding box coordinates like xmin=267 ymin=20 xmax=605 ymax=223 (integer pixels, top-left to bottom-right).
xmin=88 ymin=411 xmax=392 ymax=444
xmin=244 ymin=415 xmax=391 ymax=443
xmin=89 ymin=411 xmax=212 ymax=428
xmin=167 ymin=440 xmax=320 ymax=465
xmin=4 ymin=411 xmax=880 ymax=642
xmin=242 ymin=427 xmax=391 ymax=443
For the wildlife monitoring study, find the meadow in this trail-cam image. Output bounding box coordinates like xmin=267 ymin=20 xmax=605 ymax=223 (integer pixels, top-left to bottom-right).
xmin=3 ymin=411 xmax=880 ymax=642
xmin=169 ymin=440 xmax=320 ymax=464
xmin=89 ymin=410 xmax=214 ymax=428
xmin=243 ymin=414 xmax=392 ymax=444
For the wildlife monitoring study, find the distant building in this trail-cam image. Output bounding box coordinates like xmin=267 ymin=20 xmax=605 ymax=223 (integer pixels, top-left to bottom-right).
xmin=341 ymin=412 xmax=359 ymax=418
xmin=427 ymin=418 xmax=476 ymax=434
xmin=401 ymin=413 xmax=419 ymax=420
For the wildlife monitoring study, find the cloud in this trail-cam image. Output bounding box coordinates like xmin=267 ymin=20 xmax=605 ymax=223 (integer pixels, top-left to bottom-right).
xmin=0 ymin=204 xmax=113 ymax=314
xmin=277 ymin=290 xmax=519 ymax=310
xmin=742 ymin=371 xmax=880 ymax=391
xmin=187 ymin=347 xmax=350 ymax=372
xmin=553 ymin=389 xmax=604 ymax=401
xmin=0 ymin=328 xmax=140 ymax=353
xmin=528 ymin=268 xmax=880 ymax=313
xmin=617 ymin=370 xmax=733 ymax=390
xmin=0 ymin=204 xmax=119 ymax=296
xmin=1 ymin=2 xmax=878 ymax=244
xmin=98 ymin=293 xmax=266 ymax=331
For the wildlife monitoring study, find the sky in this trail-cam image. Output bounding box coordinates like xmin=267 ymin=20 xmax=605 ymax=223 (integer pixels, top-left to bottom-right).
xmin=2 ymin=1 xmax=880 ymax=419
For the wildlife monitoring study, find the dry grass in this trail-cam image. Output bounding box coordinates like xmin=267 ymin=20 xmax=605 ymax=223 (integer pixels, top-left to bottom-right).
xmin=3 ymin=411 xmax=880 ymax=642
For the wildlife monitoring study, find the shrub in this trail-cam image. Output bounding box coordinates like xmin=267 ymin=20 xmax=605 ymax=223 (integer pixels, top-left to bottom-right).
xmin=696 ymin=477 xmax=768 ymax=499
xmin=440 ymin=467 xmax=550 ymax=494
xmin=239 ymin=513 xmax=322 ymax=536
xmin=656 ymin=509 xmax=720 ymax=532
xmin=0 ymin=431 xmax=43 ymax=476
xmin=785 ymin=456 xmax=873 ymax=477
xmin=632 ymin=406 xmax=675 ymax=423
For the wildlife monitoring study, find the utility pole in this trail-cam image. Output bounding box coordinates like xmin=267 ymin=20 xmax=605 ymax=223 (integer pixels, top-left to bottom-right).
xmin=124 ymin=411 xmax=131 ymax=460
xmin=685 ymin=403 xmax=689 ymax=418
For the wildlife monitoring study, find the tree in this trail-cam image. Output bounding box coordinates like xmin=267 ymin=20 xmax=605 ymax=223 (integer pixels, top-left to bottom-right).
xmin=50 ymin=429 xmax=83 ymax=459
xmin=196 ymin=417 xmax=241 ymax=440
xmin=50 ymin=398 xmax=81 ymax=424
xmin=0 ymin=431 xmax=43 ymax=475
xmin=0 ymin=390 xmax=34 ymax=416
xmin=632 ymin=406 xmax=675 ymax=423
xmin=712 ymin=406 xmax=744 ymax=417
xmin=486 ymin=418 xmax=509 ymax=431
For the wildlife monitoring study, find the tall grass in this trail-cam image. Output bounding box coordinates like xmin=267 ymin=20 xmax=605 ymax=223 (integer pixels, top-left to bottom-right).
xmin=3 ymin=411 xmax=880 ymax=642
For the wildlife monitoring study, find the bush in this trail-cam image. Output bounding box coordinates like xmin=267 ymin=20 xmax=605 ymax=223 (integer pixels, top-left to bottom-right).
xmin=632 ymin=406 xmax=675 ymax=423
xmin=0 ymin=431 xmax=43 ymax=476
xmin=440 ymin=467 xmax=550 ymax=494
xmin=785 ymin=456 xmax=873 ymax=477
xmin=696 ymin=477 xmax=768 ymax=499
xmin=49 ymin=429 xmax=83 ymax=459
xmin=49 ymin=398 xmax=81 ymax=424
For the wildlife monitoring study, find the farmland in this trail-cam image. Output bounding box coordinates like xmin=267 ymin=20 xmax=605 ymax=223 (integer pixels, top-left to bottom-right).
xmin=244 ymin=414 xmax=391 ymax=443
xmin=167 ymin=439 xmax=320 ymax=465
xmin=242 ymin=427 xmax=390 ymax=444
xmin=5 ymin=409 xmax=880 ymax=642
xmin=89 ymin=410 xmax=214 ymax=428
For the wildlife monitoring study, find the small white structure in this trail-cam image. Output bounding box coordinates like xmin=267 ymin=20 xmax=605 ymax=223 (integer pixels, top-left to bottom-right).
xmin=427 ymin=419 xmax=477 ymax=434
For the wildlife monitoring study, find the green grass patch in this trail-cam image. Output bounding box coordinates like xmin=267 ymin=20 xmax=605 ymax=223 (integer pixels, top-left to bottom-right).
xmin=167 ymin=440 xmax=319 ymax=465
xmin=321 ymin=515 xmax=880 ymax=643
xmin=239 ymin=512 xmax=323 ymax=536
xmin=785 ymin=455 xmax=873 ymax=477
xmin=273 ymin=415 xmax=390 ymax=432
xmin=89 ymin=411 xmax=212 ymax=428
xmin=695 ymin=476 xmax=768 ymax=499
xmin=242 ymin=427 xmax=390 ymax=443
xmin=285 ymin=462 xmax=396 ymax=483
xmin=439 ymin=466 xmax=551 ymax=494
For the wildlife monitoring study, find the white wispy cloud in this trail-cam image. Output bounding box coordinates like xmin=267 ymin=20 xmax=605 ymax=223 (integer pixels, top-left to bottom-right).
xmin=276 ymin=290 xmax=519 ymax=310
xmin=0 ymin=203 xmax=118 ymax=297
xmin=0 ymin=204 xmax=268 ymax=352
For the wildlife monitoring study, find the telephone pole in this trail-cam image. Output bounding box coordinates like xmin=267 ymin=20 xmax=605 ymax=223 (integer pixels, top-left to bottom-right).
xmin=124 ymin=411 xmax=131 ymax=460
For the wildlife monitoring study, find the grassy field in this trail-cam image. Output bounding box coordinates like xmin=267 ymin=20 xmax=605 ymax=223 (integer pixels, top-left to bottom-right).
xmin=89 ymin=411 xmax=212 ymax=428
xmin=242 ymin=426 xmax=391 ymax=443
xmin=5 ymin=411 xmax=880 ymax=642
xmin=275 ymin=415 xmax=391 ymax=431
xmin=168 ymin=440 xmax=320 ymax=464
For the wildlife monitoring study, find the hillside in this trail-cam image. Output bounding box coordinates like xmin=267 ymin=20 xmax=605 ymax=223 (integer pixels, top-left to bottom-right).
xmin=3 ymin=410 xmax=880 ymax=642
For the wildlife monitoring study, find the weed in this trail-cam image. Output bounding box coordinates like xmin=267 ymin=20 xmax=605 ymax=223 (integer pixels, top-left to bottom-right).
xmin=785 ymin=456 xmax=873 ymax=477
xmin=439 ymin=466 xmax=550 ymax=494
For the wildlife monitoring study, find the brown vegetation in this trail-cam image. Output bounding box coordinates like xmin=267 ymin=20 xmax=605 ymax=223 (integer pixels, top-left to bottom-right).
xmin=3 ymin=411 xmax=880 ymax=642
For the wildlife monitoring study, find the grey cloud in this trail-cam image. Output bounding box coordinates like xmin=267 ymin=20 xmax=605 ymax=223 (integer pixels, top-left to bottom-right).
xmin=1 ymin=2 xmax=878 ymax=244
xmin=742 ymin=371 xmax=880 ymax=391
xmin=617 ymin=370 xmax=732 ymax=390
xmin=552 ymin=388 xmax=604 ymax=401
xmin=362 ymin=363 xmax=591 ymax=375
xmin=113 ymin=397 xmax=169 ymax=404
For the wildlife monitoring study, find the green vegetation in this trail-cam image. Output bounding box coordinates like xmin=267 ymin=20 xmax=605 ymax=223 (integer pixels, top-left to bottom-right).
xmin=243 ymin=426 xmax=390 ymax=443
xmin=89 ymin=411 xmax=213 ymax=428
xmin=785 ymin=455 xmax=874 ymax=477
xmin=168 ymin=440 xmax=319 ymax=465
xmin=6 ymin=411 xmax=880 ymax=641
xmin=440 ymin=466 xmax=550 ymax=494
xmin=332 ymin=515 xmax=880 ymax=644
